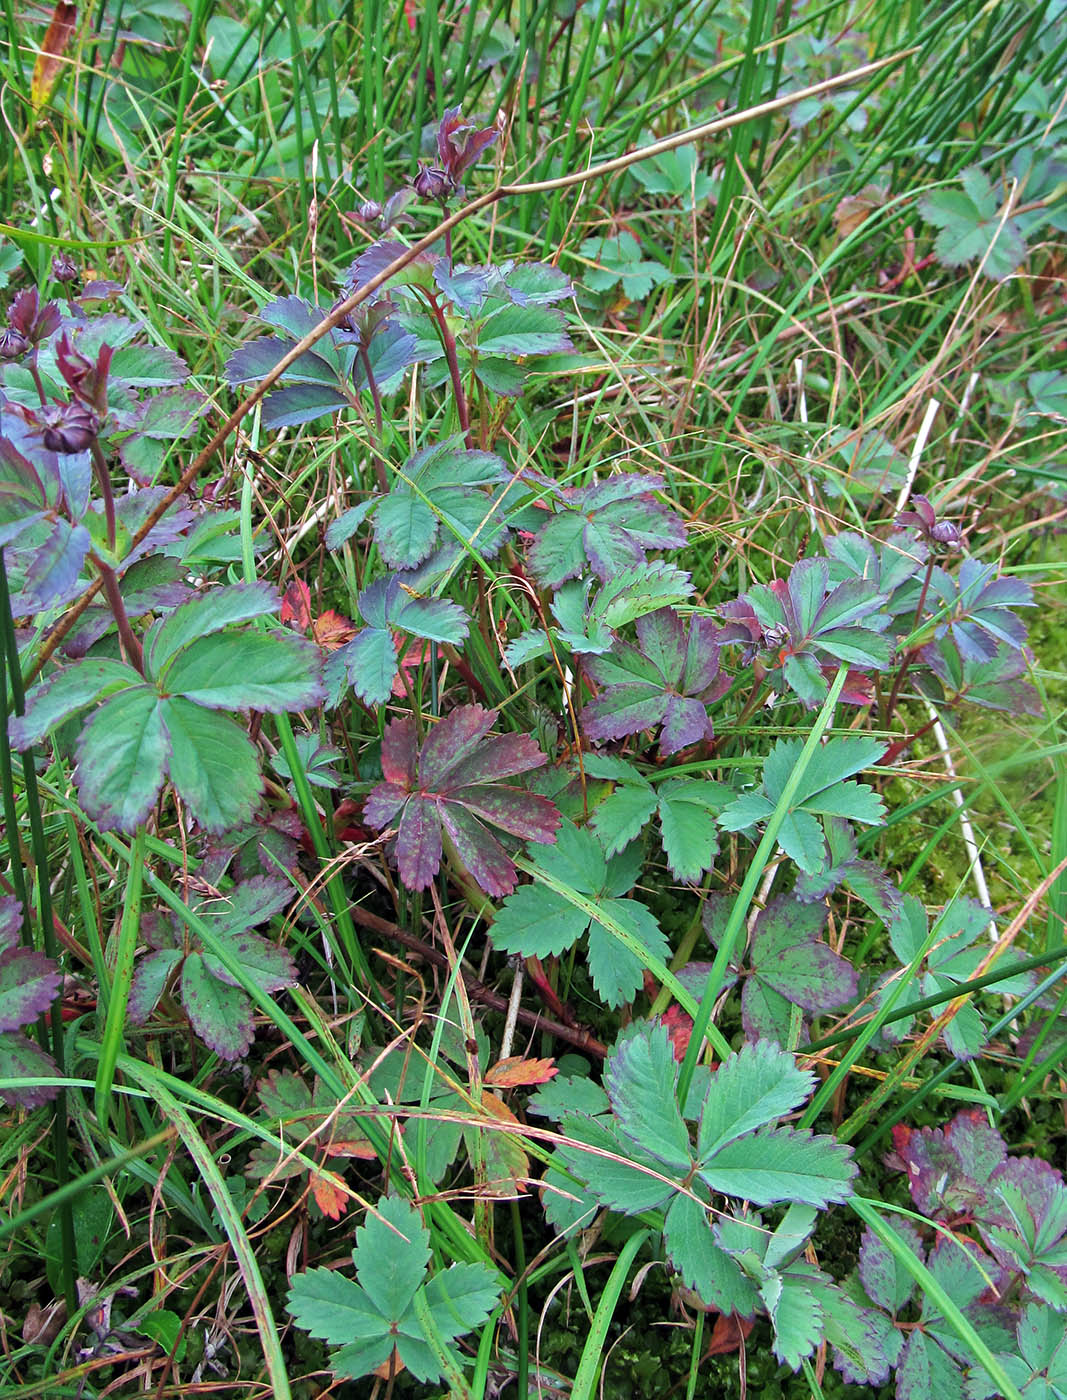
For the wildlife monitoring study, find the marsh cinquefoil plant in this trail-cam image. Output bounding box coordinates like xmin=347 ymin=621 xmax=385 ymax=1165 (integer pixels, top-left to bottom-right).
xmin=0 ymin=94 xmax=1057 ymax=1400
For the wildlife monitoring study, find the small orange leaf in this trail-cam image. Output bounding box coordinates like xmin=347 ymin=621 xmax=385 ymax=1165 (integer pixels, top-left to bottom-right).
xmin=309 ymin=1169 xmax=348 ymax=1219
xmin=313 ymin=609 xmax=356 ymax=650
xmin=484 ymin=1055 xmax=558 ymax=1088
xmin=32 ymin=3 xmax=78 ymax=113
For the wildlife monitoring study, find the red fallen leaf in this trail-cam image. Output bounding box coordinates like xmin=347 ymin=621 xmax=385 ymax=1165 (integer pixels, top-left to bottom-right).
xmin=403 ymin=0 xmax=417 ymax=30
xmin=705 ymin=1311 xmax=754 ymax=1356
xmin=32 ymin=2 xmax=77 ymax=111
xmin=484 ymin=1055 xmax=558 ymax=1088
xmin=390 ymin=638 xmax=443 ymax=696
xmin=310 ymin=1169 xmax=348 ymax=1219
xmin=662 ymin=1005 xmax=693 ymax=1062
xmin=313 ymin=609 xmax=356 ymax=650
xmin=280 ymin=579 xmax=312 ymax=630
xmin=332 ymin=797 xmax=370 ymax=843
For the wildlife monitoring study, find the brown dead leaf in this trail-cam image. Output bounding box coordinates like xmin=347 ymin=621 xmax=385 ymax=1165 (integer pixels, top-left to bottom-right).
xmin=705 ymin=1311 xmax=754 ymax=1356
xmin=833 ymin=184 xmax=886 ymax=240
xmin=32 ymin=3 xmax=78 ymax=113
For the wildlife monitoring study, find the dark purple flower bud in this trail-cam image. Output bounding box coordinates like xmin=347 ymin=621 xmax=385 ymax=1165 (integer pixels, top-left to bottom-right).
xmin=896 ymin=494 xmax=963 ymax=549
xmin=413 ymin=162 xmax=452 ymax=202
xmin=357 ymin=199 xmax=383 ymax=223
xmin=51 ymin=252 xmax=80 ymax=284
xmin=0 ymin=326 xmax=30 ymax=360
xmin=37 ymin=401 xmax=99 ymax=454
xmin=8 ymin=287 xmax=61 ymax=344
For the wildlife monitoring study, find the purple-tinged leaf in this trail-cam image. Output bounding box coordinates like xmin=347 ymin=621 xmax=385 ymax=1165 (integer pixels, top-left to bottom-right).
xmin=0 ymin=944 xmax=62 ymax=1031
xmin=858 ymin=1220 xmax=923 ymax=1313
xmin=891 ymin=1110 xmax=1007 ymax=1217
xmin=751 ymin=897 xmax=858 ymax=1012
xmin=261 ymin=383 xmax=350 ymax=429
xmin=10 ymin=657 xmax=140 ymax=749
xmin=395 ymin=798 xmax=444 ymax=890
xmin=455 ymin=783 xmax=560 ymax=842
xmin=22 ymin=518 xmax=90 ymax=610
xmin=127 ymin=948 xmax=183 ymax=1023
xmin=366 ymin=707 xmax=557 ymax=893
xmin=0 ymin=1031 xmax=60 ymax=1107
xmin=74 ymin=688 xmax=168 ymax=831
xmin=438 ymin=802 xmax=518 ymax=898
xmin=584 ymin=609 xmax=726 ymax=758
xmin=225 ymin=337 xmax=341 ymax=388
xmin=0 ymin=897 xmax=21 ymax=948
xmin=895 ymin=1330 xmax=964 ymax=1400
xmin=503 ymin=262 xmax=573 ymax=306
xmin=420 ymin=705 xmax=497 ymax=787
xmin=206 ymin=932 xmax=296 ymax=993
xmin=180 ymin=953 xmax=254 ymax=1060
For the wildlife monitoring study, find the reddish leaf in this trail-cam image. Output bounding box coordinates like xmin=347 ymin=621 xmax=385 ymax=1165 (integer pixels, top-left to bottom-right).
xmin=364 ymin=707 xmax=560 ymax=895
xmin=32 ymin=2 xmax=77 ymax=111
xmin=705 ymin=1312 xmax=754 ymax=1356
xmin=661 ymin=1005 xmax=693 ymax=1062
xmin=310 ymin=1170 xmax=349 ymax=1220
xmin=484 ymin=1056 xmax=558 ymax=1088
xmin=313 ymin=610 xmax=356 ymax=650
xmin=280 ymin=579 xmax=313 ymax=630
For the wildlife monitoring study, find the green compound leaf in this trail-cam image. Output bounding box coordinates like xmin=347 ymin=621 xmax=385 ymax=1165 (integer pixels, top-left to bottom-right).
xmin=699 ymin=1126 xmax=857 ymax=1208
xmin=697 ymin=1040 xmax=815 ymax=1159
xmin=287 ymin=1195 xmax=499 ymax=1387
xmin=181 ymin=952 xmax=255 ymax=1060
xmin=159 ymin=631 xmax=325 ymax=711
xmin=663 ymin=1191 xmax=758 ymax=1315
xmin=9 ymin=657 xmax=140 ymax=749
xmin=146 ymin=582 xmax=282 ymax=671
xmin=605 ymin=1022 xmax=691 ymax=1171
xmin=74 ymin=687 xmax=169 ymax=831
xmin=355 ymin=1195 xmax=432 ymax=1321
xmin=492 ymin=822 xmax=670 ymax=1007
xmin=762 ymin=1272 xmax=824 ymax=1370
xmin=162 ymin=698 xmax=264 ymax=832
xmin=918 ymin=166 xmax=1027 ymax=280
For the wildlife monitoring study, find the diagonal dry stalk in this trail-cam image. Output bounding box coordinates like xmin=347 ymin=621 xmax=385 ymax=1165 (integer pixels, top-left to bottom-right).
xmin=29 ymin=51 xmax=912 ymax=679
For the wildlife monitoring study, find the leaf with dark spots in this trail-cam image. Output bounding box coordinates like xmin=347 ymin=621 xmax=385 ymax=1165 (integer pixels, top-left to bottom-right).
xmin=0 ymin=944 xmax=62 ymax=1032
xmin=0 ymin=1032 xmax=60 ymax=1107
xmin=364 ymin=706 xmax=558 ymax=895
xmin=583 ymin=609 xmax=727 ymax=757
xmin=181 ymin=953 xmax=254 ymax=1060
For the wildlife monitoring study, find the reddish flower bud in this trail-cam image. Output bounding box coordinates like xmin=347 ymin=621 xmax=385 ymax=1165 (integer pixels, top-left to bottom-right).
xmin=413 ymin=162 xmax=451 ymax=202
